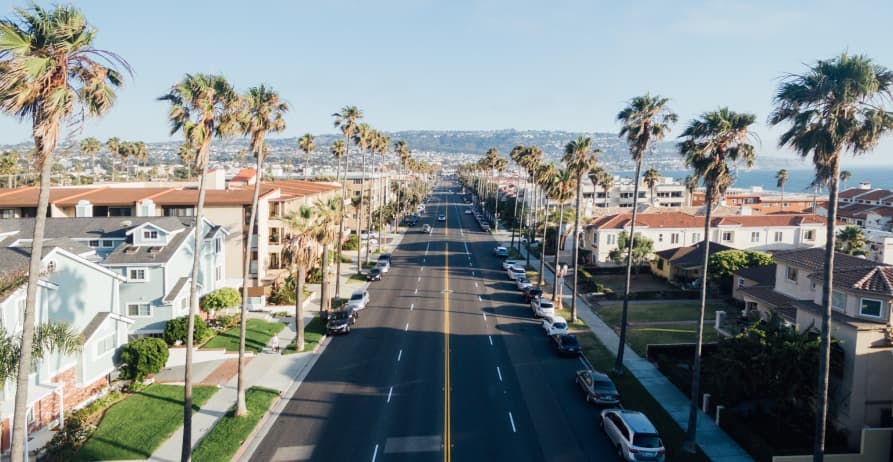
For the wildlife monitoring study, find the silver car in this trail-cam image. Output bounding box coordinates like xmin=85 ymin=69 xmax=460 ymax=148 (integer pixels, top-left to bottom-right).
xmin=600 ymin=409 xmax=666 ymax=461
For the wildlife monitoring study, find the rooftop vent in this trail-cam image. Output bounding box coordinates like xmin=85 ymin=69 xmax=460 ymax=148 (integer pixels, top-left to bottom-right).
xmin=124 ymin=246 xmax=139 ymax=254
xmin=148 ymin=246 xmax=162 ymax=254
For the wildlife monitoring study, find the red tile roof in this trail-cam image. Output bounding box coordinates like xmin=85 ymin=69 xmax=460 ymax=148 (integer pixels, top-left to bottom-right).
xmin=838 ymin=188 xmax=868 ymax=200
xmin=589 ymin=212 xmax=829 ymax=230
xmin=852 ymin=189 xmax=893 ymax=202
xmin=231 ymin=168 xmax=257 ymax=183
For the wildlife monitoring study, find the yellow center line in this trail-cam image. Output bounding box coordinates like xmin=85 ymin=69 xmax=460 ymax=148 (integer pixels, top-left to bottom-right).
xmin=443 ymin=204 xmax=451 ymax=462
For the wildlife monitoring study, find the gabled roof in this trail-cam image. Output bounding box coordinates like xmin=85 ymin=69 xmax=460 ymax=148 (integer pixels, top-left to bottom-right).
xmin=837 ymin=203 xmax=877 ymax=219
xmin=734 ymin=264 xmax=777 ymax=287
xmin=103 ymin=219 xmax=196 ymax=265
xmin=654 ymin=241 xmax=736 ymax=270
xmin=838 ymin=187 xmax=868 ymax=200
xmin=0 ymin=217 xmax=192 ymax=241
xmin=772 ymin=248 xmax=882 ymax=272
xmin=852 ymin=189 xmax=893 ymax=202
xmin=737 ymin=285 xmax=799 ymax=321
xmin=814 ymin=266 xmax=893 ymax=296
xmin=231 ymin=168 xmax=257 ymax=183
xmin=163 ymin=276 xmax=190 ymax=304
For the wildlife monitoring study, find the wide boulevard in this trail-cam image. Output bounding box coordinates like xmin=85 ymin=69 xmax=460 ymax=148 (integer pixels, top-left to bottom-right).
xmin=249 ymin=179 xmax=616 ymax=462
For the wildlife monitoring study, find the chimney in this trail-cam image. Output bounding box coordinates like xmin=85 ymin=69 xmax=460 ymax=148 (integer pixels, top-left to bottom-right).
xmin=860 ymin=181 xmax=872 ymax=190
xmin=208 ymin=168 xmax=226 ymax=190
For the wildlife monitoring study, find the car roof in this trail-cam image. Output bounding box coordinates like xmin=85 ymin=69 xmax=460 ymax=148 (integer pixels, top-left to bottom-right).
xmin=616 ymin=410 xmax=658 ymax=434
xmin=551 ymin=316 xmax=567 ymax=323
xmin=351 ymin=290 xmax=367 ymax=296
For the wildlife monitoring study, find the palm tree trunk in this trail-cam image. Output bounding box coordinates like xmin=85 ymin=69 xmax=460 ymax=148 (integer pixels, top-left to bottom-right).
xmin=359 ymin=150 xmax=367 ymax=272
xmin=814 ymin=159 xmax=841 ymax=462
xmin=614 ymin=160 xmax=643 ymax=374
xmin=296 ymin=265 xmax=306 ymax=351
xmin=539 ymin=198 xmax=548 ymax=286
xmin=320 ymin=245 xmax=329 ymax=314
xmin=604 ymin=185 xmax=609 ymax=208
xmin=552 ymin=202 xmax=565 ymax=303
xmin=526 ymin=183 xmax=535 ymax=269
xmin=235 ymin=151 xmax=264 ymax=417
xmin=683 ymin=184 xmax=713 ymax=453
xmin=571 ymin=175 xmax=583 ymax=322
xmin=182 ymin=160 xmax=209 ymax=462
xmin=10 ymin=140 xmax=54 ymax=462
xmin=511 ymin=182 xmax=520 ymax=248
xmin=335 ymin=140 xmax=348 ymax=298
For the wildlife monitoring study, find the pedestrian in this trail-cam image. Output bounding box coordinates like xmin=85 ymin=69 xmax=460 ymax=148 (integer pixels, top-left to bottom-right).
xmin=270 ymin=333 xmax=280 ymax=353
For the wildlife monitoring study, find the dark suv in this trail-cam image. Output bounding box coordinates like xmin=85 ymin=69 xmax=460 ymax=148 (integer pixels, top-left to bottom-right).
xmin=326 ymin=307 xmax=358 ymax=334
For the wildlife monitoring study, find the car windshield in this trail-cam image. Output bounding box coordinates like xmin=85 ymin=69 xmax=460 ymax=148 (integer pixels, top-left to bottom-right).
xmin=370 ymin=269 xmax=380 ymax=274
xmin=562 ymin=335 xmax=579 ymax=347
xmin=350 ymin=293 xmax=363 ymax=301
xmin=330 ymin=311 xmax=350 ymax=320
xmin=594 ymin=379 xmax=617 ymax=393
xmin=553 ymin=322 xmax=567 ymax=330
xmin=540 ymin=302 xmax=553 ymax=308
xmin=632 ymin=434 xmax=662 ymax=449
xmin=518 ymin=278 xmax=529 ymax=283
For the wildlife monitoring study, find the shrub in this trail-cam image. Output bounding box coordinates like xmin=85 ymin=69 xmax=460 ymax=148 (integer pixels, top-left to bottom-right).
xmin=213 ymin=314 xmax=239 ymax=329
xmin=119 ymin=338 xmax=169 ymax=381
xmin=342 ymin=235 xmax=359 ymax=250
xmin=163 ymin=315 xmax=214 ymax=346
xmin=199 ymin=287 xmax=241 ymax=313
xmin=307 ymin=266 xmax=323 ymax=284
xmin=43 ymin=392 xmax=124 ymax=460
xmin=267 ymin=276 xmax=311 ymax=306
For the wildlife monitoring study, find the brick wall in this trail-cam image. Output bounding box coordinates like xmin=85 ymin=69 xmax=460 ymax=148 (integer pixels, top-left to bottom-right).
xmin=51 ymin=367 xmax=109 ymax=412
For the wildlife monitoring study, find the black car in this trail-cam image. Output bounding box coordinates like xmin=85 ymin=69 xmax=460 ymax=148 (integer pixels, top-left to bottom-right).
xmin=367 ymin=268 xmax=382 ymax=281
xmin=553 ymin=334 xmax=581 ymax=357
xmin=524 ymin=286 xmax=544 ymax=303
xmin=327 ymin=308 xmax=358 ymax=334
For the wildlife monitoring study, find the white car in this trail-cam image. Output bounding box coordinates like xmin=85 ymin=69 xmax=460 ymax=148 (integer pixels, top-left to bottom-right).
xmin=375 ymin=260 xmax=390 ymax=273
xmin=437 ymin=214 xmax=446 ymax=222
xmin=516 ymin=277 xmax=533 ymax=291
xmin=600 ymin=409 xmax=666 ymax=462
xmin=464 ymin=209 xmax=473 ymax=215
xmin=349 ymin=290 xmax=370 ymax=310
xmin=506 ymin=266 xmax=526 ymax=280
xmin=501 ymin=259 xmax=523 ymax=270
xmin=542 ymin=315 xmax=568 ymax=335
xmin=531 ymin=299 xmax=555 ymax=318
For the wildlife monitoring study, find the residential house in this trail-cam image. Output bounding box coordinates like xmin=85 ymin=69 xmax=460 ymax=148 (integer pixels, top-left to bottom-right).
xmin=650 ymin=241 xmax=735 ymax=285
xmin=731 ymin=264 xmax=776 ymax=302
xmin=692 ymin=186 xmax=820 ymax=213
xmin=737 ymin=248 xmax=893 ymax=448
xmin=0 ymin=245 xmax=132 ymax=454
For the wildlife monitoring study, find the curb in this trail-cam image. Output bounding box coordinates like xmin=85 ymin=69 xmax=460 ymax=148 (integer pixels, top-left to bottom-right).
xmin=229 ymin=394 xmax=282 ymax=462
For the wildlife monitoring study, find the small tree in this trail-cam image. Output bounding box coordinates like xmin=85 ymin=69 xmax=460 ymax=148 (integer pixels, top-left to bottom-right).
xmin=199 ymin=287 xmax=241 ymax=319
xmin=707 ymin=250 xmax=775 ymax=290
xmin=608 ymin=231 xmax=654 ymax=270
xmin=835 ymin=225 xmax=867 ymax=256
xmin=163 ymin=315 xmax=213 ymax=346
xmin=119 ymin=338 xmax=169 ymax=381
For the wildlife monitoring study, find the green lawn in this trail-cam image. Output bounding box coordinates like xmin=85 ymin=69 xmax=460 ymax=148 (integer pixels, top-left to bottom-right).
xmin=192 ymin=387 xmax=280 ymax=462
xmin=74 ymin=384 xmax=218 ymax=461
xmin=283 ymin=315 xmax=325 ymax=354
xmin=626 ymin=323 xmax=720 ymax=357
xmin=348 ymin=273 xmax=367 ymax=282
xmin=203 ymin=319 xmax=286 ymax=353
xmin=595 ymin=301 xmax=730 ymax=326
xmin=575 ymin=333 xmax=711 ymax=462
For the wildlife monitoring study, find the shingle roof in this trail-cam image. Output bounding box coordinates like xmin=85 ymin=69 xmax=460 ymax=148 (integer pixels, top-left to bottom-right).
xmin=737 ymin=286 xmax=799 ymax=321
xmin=103 ymin=219 xmax=195 ymax=265
xmin=838 ymin=188 xmax=867 ymax=200
xmin=589 ymin=212 xmax=830 ymax=230
xmin=654 ymin=241 xmax=736 ymax=269
xmin=0 ymin=217 xmax=192 ymax=240
xmin=772 ymin=248 xmax=881 ymax=272
xmin=837 ymin=203 xmax=877 ymax=219
xmin=81 ymin=312 xmax=110 ymax=341
xmin=852 ymin=189 xmax=893 ymax=202
xmin=819 ymin=266 xmax=893 ymax=295
xmin=734 ymin=264 xmax=777 ymax=287
xmin=790 ymin=299 xmax=886 ymax=328
xmin=163 ymin=276 xmax=190 ymax=303
xmin=231 ymin=168 xmax=257 ymax=182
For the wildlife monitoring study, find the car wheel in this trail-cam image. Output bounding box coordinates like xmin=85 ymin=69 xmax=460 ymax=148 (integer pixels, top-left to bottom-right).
xmin=585 ymin=393 xmax=592 ymax=403
xmin=345 ymin=325 xmax=351 ymax=333
xmin=616 ymin=445 xmax=624 ymax=459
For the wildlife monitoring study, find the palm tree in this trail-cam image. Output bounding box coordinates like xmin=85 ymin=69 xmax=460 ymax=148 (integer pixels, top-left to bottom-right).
xmin=614 ymin=94 xmax=677 ymax=375
xmin=106 ymin=137 xmax=121 ymax=181
xmin=178 ymin=140 xmax=197 ymax=179
xmin=282 ymin=206 xmax=320 ymax=353
xmin=0 ymin=150 xmax=19 ymax=189
xmin=562 ymin=136 xmax=600 ymax=322
xmin=353 ymin=123 xmax=374 ymax=272
xmin=313 ymin=197 xmax=341 ymax=315
xmin=769 ymin=53 xmax=893 ymax=461
xmin=159 ymin=73 xmax=239 ymax=461
xmin=684 ymin=174 xmax=699 ymax=207
xmin=597 ymin=170 xmax=614 ymax=208
xmin=679 ymin=107 xmax=757 ymax=453
xmin=536 ymin=163 xmax=558 ymax=285
xmin=374 ymin=132 xmax=391 ymax=241
xmin=298 ymin=133 xmax=315 ymax=177
xmin=839 ymin=170 xmax=852 ymax=191
xmin=235 ymin=84 xmax=288 ymax=417
xmin=0 ymin=6 xmax=129 ymax=460
xmin=332 ymin=105 xmax=363 ymax=297
xmin=643 ymin=167 xmax=660 ymax=206
xmin=835 ymin=225 xmax=867 ymax=255
xmin=521 ymin=146 xmax=543 ymax=267
xmin=80 ymin=137 xmax=101 ymax=183
xmin=776 ymin=169 xmax=789 ymax=211
xmin=547 ymin=168 xmax=576 ymax=305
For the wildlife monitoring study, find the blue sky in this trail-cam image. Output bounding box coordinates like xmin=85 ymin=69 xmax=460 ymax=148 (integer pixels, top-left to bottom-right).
xmin=2 ymin=0 xmax=893 ymax=164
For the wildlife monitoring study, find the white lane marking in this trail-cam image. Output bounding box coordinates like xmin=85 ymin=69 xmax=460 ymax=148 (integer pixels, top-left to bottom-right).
xmin=478 ymin=296 xmax=482 ymax=302
xmin=387 ymin=386 xmax=394 ymax=403
xmin=423 ymin=258 xmax=426 ymax=263
xmin=472 ymin=271 xmax=475 ymax=276
xmin=508 ymin=412 xmax=517 ymax=433
xmin=410 ymin=303 xmax=414 ymax=311
xmin=397 ymin=349 xmax=403 ymax=362
xmin=468 ymin=262 xmax=472 ymax=266
xmin=482 ymin=312 xmax=487 ymax=321
xmin=418 ymin=276 xmax=421 ymax=282
xmin=497 ymin=366 xmax=503 ymax=382
xmin=474 ymin=282 xmax=478 ymax=288
xmin=405 ymin=322 xmax=409 ymax=331
xmin=425 ymin=243 xmax=430 ymax=255
xmin=464 ymin=242 xmax=469 ymax=254
xmin=419 ymin=267 xmax=423 ymax=272
xmin=488 ymin=335 xmax=493 ymax=346
xmin=414 ymin=288 xmax=418 ymax=295
xmin=372 ymin=444 xmax=379 ymax=462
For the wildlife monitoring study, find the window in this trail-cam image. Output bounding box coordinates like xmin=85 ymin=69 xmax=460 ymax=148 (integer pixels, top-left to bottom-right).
xmin=101 ymin=240 xmax=114 ymax=248
xmin=180 ymin=297 xmax=189 ymax=311
xmin=657 ymin=233 xmax=664 ymax=243
xmin=832 ymin=290 xmax=846 ymax=311
xmin=656 ymin=260 xmax=664 ymax=270
xmin=804 ymin=230 xmax=816 ymax=241
xmin=128 ymin=268 xmax=147 ymax=282
xmin=165 ymin=206 xmax=195 ymax=217
xmin=737 ymin=278 xmax=745 ymax=288
xmin=606 ymin=234 xmax=616 ymax=245
xmin=860 ymin=298 xmax=883 ymax=318
xmin=0 ymin=209 xmax=13 ymax=218
xmin=722 ymin=231 xmax=734 ymax=242
xmin=96 ymin=334 xmax=116 ymax=357
xmin=751 ymin=232 xmax=760 ymax=243
xmin=108 ymin=207 xmax=132 ymax=217
xmin=143 ymin=230 xmax=158 ymax=240
xmin=774 ymin=231 xmax=783 ymax=243
xmin=127 ymin=303 xmax=151 ymax=317
xmin=670 ymin=233 xmax=680 ymax=244
xmin=691 ymin=232 xmax=701 ymax=242
xmin=215 ymin=265 xmax=222 ymax=281
xmin=786 ymin=266 xmax=798 ymax=282
xmin=215 ymin=238 xmax=222 ymax=253
xmin=88 ymin=240 xmax=100 ymax=247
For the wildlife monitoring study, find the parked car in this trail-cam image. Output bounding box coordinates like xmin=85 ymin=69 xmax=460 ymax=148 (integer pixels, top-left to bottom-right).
xmin=494 ymin=246 xmax=509 ymax=257
xmin=523 ymin=286 xmax=544 ymax=303
xmin=481 ymin=224 xmax=491 ymax=232
xmin=367 ymin=268 xmax=382 ymax=281
xmin=377 ymin=253 xmax=392 ymax=265
xmin=516 ymin=277 xmax=533 ymax=291
xmin=531 ymin=299 xmax=555 ymax=318
xmin=576 ymin=370 xmax=620 ymax=405
xmin=326 ymin=307 xmax=358 ymax=334
xmin=542 ymin=315 xmax=568 ymax=335
xmin=506 ymin=265 xmax=526 ymax=280
xmin=422 ymin=224 xmax=432 ymax=233
xmin=349 ymin=289 xmax=370 ymax=310
xmin=464 ymin=209 xmax=473 ymax=214
xmin=437 ymin=214 xmax=446 ymax=222
xmin=502 ymin=259 xmax=523 ymax=270
xmin=552 ymin=334 xmax=581 ymax=356
xmin=600 ymin=409 xmax=666 ymax=462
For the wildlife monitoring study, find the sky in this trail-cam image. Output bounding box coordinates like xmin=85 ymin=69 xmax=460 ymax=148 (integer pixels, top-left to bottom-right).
xmin=2 ymin=0 xmax=893 ymax=165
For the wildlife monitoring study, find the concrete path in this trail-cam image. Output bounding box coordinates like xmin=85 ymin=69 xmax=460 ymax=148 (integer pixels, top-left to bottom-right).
xmin=491 ymin=229 xmax=754 ymax=462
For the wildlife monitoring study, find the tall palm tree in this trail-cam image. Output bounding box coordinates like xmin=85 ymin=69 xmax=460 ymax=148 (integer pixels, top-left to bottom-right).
xmin=679 ymin=107 xmax=757 ymax=453
xmin=536 ymin=162 xmax=558 ymax=285
xmin=769 ymin=53 xmax=893 ymax=462
xmin=178 ymin=140 xmax=197 ymax=179
xmin=776 ymin=169 xmax=789 ymax=211
xmin=159 ymin=73 xmax=239 ymax=461
xmin=684 ymin=174 xmax=699 ymax=207
xmin=374 ymin=132 xmax=391 ymax=241
xmin=235 ymin=84 xmax=288 ymax=417
xmin=106 ymin=137 xmax=121 ymax=181
xmin=332 ymin=105 xmax=363 ymax=297
xmin=509 ymin=145 xmax=527 ymax=248
xmin=80 ymin=137 xmax=101 ymax=183
xmin=521 ymin=146 xmax=543 ymax=267
xmin=282 ymin=206 xmax=320 ymax=352
xmin=0 ymin=6 xmax=129 ymax=460
xmin=839 ymin=170 xmax=852 ymax=191
xmin=562 ymin=136 xmax=600 ymax=322
xmin=597 ymin=170 xmax=614 ymax=208
xmin=0 ymin=150 xmax=19 ymax=189
xmin=614 ymin=94 xmax=677 ymax=375
xmin=643 ymin=167 xmax=660 ymax=206
xmin=547 ymin=168 xmax=576 ymax=305
xmin=353 ymin=123 xmax=374 ymax=272
xmin=298 ymin=133 xmax=315 ymax=177
xmin=313 ymin=197 xmax=341 ymax=314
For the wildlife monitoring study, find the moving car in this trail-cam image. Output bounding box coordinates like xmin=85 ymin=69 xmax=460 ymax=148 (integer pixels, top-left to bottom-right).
xmin=576 ymin=370 xmax=620 ymax=405
xmin=480 ymin=224 xmax=491 ymax=232
xmin=531 ymin=298 xmax=555 ymax=318
xmin=464 ymin=209 xmax=473 ymax=214
xmin=407 ymin=216 xmax=418 ymax=226
xmin=375 ymin=260 xmax=390 ymax=273
xmin=600 ymin=410 xmax=666 ymax=461
xmin=377 ymin=254 xmax=392 ymax=265
xmin=552 ymin=334 xmax=581 ymax=356
xmin=366 ymin=268 xmax=382 ymax=281
xmin=542 ymin=315 xmax=568 ymax=335
xmin=422 ymin=224 xmax=432 ymax=233
xmin=349 ymin=289 xmax=370 ymax=310
xmin=516 ymin=277 xmax=533 ymax=291
xmin=506 ymin=265 xmax=526 ymax=280
xmin=437 ymin=214 xmax=446 ymax=221
xmin=493 ymin=246 xmax=509 ymax=257
xmin=326 ymin=307 xmax=358 ymax=334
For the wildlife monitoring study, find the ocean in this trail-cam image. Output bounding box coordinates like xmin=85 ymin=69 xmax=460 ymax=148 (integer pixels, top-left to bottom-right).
xmin=616 ymin=167 xmax=893 ymax=194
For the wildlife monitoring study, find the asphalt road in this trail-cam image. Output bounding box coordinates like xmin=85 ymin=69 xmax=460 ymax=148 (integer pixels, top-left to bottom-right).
xmin=249 ymin=180 xmax=615 ymax=462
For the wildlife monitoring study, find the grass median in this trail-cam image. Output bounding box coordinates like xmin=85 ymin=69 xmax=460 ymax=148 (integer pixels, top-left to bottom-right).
xmin=192 ymin=387 xmax=280 ymax=462
xmin=74 ymin=384 xmax=218 ymax=461
xmin=203 ymin=318 xmax=286 ymax=353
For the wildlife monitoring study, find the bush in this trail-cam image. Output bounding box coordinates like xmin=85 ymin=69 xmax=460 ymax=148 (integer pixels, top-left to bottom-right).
xmin=119 ymin=338 xmax=169 ymax=381
xmin=342 ymin=235 xmax=359 ymax=250
xmin=42 ymin=391 xmax=125 ymax=460
xmin=267 ymin=276 xmax=311 ymax=306
xmin=199 ymin=287 xmax=241 ymax=313
xmin=213 ymin=314 xmax=239 ymax=329
xmin=163 ymin=315 xmax=214 ymax=346
xmin=307 ymin=266 xmax=323 ymax=284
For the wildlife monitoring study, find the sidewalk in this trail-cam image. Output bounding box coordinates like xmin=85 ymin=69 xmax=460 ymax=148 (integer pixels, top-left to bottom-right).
xmin=148 ymin=230 xmax=406 ymax=461
xmin=491 ymin=228 xmax=754 ymax=462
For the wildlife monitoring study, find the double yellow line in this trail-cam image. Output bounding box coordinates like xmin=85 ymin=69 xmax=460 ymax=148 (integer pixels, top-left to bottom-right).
xmin=443 ymin=205 xmax=451 ymax=462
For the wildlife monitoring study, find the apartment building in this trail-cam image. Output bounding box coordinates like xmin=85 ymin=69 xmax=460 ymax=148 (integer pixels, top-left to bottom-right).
xmin=691 ymin=187 xmax=819 ymax=213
